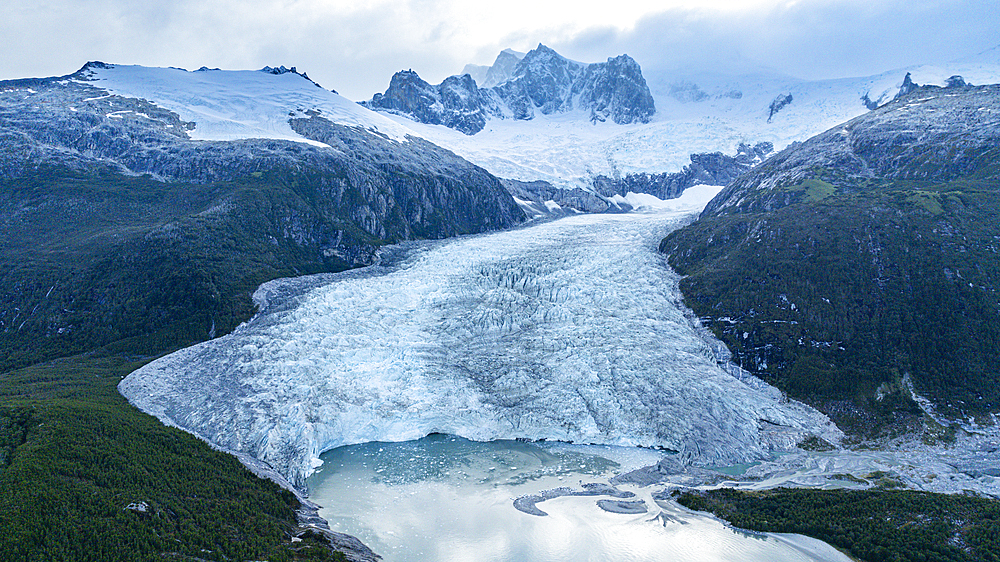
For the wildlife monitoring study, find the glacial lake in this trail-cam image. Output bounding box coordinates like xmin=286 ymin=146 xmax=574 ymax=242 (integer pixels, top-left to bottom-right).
xmin=306 ymin=435 xmax=852 ymax=562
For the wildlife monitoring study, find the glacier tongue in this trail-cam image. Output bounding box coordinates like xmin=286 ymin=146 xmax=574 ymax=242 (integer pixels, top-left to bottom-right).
xmin=119 ymin=186 xmax=839 ymax=488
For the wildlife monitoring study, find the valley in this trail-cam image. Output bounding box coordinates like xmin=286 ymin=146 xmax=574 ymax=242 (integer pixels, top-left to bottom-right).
xmin=118 ymin=186 xmax=837 ymax=488
xmin=3 ymin=40 xmax=1000 ymax=562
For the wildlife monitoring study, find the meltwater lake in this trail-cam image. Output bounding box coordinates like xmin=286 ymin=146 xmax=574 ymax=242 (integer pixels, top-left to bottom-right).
xmin=306 ymin=435 xmax=851 ymax=562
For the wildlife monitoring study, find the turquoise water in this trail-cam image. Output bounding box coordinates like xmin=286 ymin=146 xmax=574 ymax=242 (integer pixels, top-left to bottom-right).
xmin=306 ymin=435 xmax=851 ymax=562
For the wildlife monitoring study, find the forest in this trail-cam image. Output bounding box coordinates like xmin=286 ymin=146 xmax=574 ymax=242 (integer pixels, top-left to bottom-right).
xmin=0 ymin=166 xmax=363 ymax=560
xmin=677 ymin=487 xmax=1000 ymax=562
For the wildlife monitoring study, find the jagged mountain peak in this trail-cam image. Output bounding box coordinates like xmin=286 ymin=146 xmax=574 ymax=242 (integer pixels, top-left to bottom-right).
xmin=521 ymin=43 xmax=578 ymax=63
xmin=481 ymin=48 xmax=526 ymax=88
xmin=80 ymin=60 xmax=114 ymax=72
xmin=363 ymin=44 xmax=655 ymax=134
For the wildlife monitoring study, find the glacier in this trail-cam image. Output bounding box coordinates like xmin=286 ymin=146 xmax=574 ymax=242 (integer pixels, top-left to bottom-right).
xmin=119 ymin=186 xmax=840 ymax=488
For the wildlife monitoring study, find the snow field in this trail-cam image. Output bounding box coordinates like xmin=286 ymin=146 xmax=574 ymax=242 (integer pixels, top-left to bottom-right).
xmin=86 ymin=64 xmax=416 ymax=145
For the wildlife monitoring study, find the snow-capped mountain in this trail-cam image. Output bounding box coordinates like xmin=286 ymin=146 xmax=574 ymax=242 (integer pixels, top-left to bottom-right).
xmin=0 ymin=62 xmax=525 ymax=367
xmin=362 ymin=44 xmax=655 ymax=135
xmin=361 ymin=47 xmax=1000 ymax=195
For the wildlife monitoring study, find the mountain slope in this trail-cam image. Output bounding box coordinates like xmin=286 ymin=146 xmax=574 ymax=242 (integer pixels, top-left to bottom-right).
xmin=0 ymin=64 xmax=525 ymax=559
xmin=84 ymin=62 xmax=413 ymax=144
xmin=461 ymin=48 xmax=524 ymax=88
xmin=661 ymin=83 xmax=1000 ymax=433
xmin=0 ymin=63 xmax=524 ymax=371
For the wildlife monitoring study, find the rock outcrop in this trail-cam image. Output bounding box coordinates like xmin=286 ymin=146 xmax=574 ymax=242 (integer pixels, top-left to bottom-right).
xmin=365 ymin=70 xmax=487 ymax=135
xmin=767 ymin=93 xmax=793 ymax=122
xmin=595 ymin=142 xmax=774 ymax=201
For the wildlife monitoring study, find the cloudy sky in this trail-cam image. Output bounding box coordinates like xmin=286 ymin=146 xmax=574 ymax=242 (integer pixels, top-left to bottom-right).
xmin=3 ymin=0 xmax=999 ymax=100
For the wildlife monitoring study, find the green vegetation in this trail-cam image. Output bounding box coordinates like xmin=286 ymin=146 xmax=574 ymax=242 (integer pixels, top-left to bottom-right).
xmin=0 ymin=166 xmax=383 ymax=559
xmin=677 ymin=488 xmax=1000 ymax=562
xmin=830 ymin=473 xmax=868 ymax=484
xmin=1 ymin=166 xmax=372 ymax=372
xmin=796 ymin=435 xmax=836 ymax=451
xmin=784 ymin=178 xmax=837 ymax=203
xmin=906 ymin=191 xmax=944 ymax=214
xmin=663 ymin=172 xmax=1000 ymax=434
xmin=0 ymin=353 xmax=345 ymax=561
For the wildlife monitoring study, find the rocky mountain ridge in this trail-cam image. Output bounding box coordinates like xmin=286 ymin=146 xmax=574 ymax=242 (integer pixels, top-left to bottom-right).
xmin=704 ymin=80 xmax=996 ymax=215
xmin=662 ymin=82 xmax=1000 ymax=433
xmin=507 ymin=142 xmax=773 ymax=215
xmin=363 ymin=44 xmax=655 ymax=134
xmin=461 ymin=48 xmax=524 ymax=88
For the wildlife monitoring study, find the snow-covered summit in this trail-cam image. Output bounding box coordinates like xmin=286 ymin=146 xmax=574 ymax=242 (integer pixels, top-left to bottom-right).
xmin=76 ymin=62 xmax=418 ymax=145
xmin=483 ymin=49 xmax=527 ymax=87
xmin=372 ymin=49 xmax=1000 ymax=192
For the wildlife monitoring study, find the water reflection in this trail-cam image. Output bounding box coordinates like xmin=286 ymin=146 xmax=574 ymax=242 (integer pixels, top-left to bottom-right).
xmin=307 ymin=435 xmax=851 ymax=562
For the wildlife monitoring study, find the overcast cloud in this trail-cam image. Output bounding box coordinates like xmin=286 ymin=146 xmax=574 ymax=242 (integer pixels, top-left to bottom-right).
xmin=2 ymin=0 xmax=998 ymax=100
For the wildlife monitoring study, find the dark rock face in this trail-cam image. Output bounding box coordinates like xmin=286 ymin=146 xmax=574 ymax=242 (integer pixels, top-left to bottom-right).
xmin=896 ymin=72 xmax=920 ymax=98
xmin=503 ymin=178 xmax=615 ymax=214
xmin=767 ymin=93 xmax=793 ymax=122
xmin=364 ymin=70 xmax=487 ymax=135
xmin=506 ymin=44 xmax=583 ymax=115
xmin=363 ymin=44 xmax=655 ymax=134
xmin=945 ymin=75 xmax=969 ymax=88
xmin=574 ymin=54 xmax=656 ymax=124
xmin=259 ymin=65 xmax=326 ymax=89
xmin=594 ymin=142 xmax=774 ymax=200
xmin=288 ymin=115 xmax=523 ymax=239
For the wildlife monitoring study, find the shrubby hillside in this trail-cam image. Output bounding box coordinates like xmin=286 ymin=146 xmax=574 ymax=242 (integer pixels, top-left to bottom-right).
xmin=662 ymin=83 xmax=1000 ymax=434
